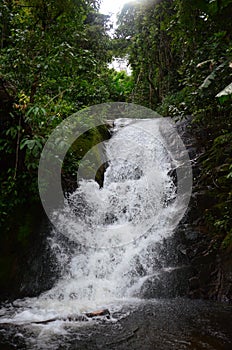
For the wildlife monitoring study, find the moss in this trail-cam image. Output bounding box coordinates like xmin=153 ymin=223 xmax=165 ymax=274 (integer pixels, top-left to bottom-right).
xmin=221 ymin=230 xmax=232 ymax=250
xmin=62 ymin=124 xmax=111 ymax=191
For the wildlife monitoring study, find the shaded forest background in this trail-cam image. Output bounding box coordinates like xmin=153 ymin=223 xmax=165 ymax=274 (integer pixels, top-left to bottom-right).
xmin=0 ymin=0 xmax=231 ymax=281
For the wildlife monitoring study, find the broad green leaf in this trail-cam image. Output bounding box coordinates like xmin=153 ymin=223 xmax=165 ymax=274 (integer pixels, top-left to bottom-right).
xmin=216 ymin=82 xmax=232 ymax=97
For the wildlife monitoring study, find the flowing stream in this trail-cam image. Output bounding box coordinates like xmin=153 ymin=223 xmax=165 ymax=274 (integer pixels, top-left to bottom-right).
xmin=0 ymin=118 xmax=232 ymax=349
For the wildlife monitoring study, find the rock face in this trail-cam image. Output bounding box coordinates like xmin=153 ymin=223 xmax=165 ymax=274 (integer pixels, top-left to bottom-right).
xmin=174 ymin=117 xmax=232 ymax=303
xmin=0 ymin=204 xmax=59 ymax=302
xmin=0 ymin=116 xmax=231 ymax=303
xmin=187 ymin=234 xmax=232 ymax=302
xmin=143 ymin=117 xmax=232 ymax=303
xmin=140 ymin=266 xmax=194 ymax=299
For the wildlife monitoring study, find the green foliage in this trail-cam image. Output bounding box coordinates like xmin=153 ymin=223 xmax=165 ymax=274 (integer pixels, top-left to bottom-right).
xmin=106 ymin=69 xmax=134 ymax=102
xmin=116 ymin=0 xmax=232 ymax=246
xmin=200 ymin=132 xmax=232 ymax=238
xmin=113 ymin=1 xmax=140 ymax=56
xmin=216 ymin=82 xmax=232 ymax=103
xmin=1 ymin=0 xmax=232 ymax=251
xmin=0 ymin=0 xmax=117 ymax=229
xmin=221 ymin=230 xmax=232 ymax=249
xmin=157 ymin=87 xmax=194 ymax=118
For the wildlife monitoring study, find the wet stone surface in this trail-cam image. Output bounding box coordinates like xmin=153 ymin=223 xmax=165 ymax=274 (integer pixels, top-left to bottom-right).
xmin=0 ymin=298 xmax=232 ymax=350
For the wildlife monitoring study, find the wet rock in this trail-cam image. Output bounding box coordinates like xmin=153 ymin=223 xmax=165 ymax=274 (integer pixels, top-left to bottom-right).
xmin=189 ymin=276 xmax=200 ymax=290
xmin=2 ymin=299 xmax=232 ymax=350
xmin=140 ymin=266 xmax=194 ymax=298
xmin=187 ymin=239 xmax=232 ymax=302
xmin=0 ymin=203 xmax=59 ymax=302
xmin=218 ymin=250 xmax=232 ymax=302
xmin=172 ymin=117 xmax=232 ymax=303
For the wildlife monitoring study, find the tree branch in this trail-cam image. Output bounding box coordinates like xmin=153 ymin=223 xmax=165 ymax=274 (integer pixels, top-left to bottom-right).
xmin=14 ymin=116 xmax=21 ymax=180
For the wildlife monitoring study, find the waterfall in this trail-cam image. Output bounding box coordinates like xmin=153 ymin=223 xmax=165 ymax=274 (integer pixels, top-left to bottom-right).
xmin=0 ymin=117 xmax=190 ymax=325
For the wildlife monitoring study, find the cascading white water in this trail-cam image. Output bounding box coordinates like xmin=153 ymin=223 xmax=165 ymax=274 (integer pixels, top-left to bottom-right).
xmin=2 ymin=117 xmax=232 ymax=350
xmin=0 ymin=118 xmax=184 ymax=326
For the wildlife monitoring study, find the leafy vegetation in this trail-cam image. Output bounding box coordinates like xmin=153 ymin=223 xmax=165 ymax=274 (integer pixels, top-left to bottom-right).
xmin=115 ymin=0 xmax=232 ymax=247
xmin=0 ymin=0 xmax=231 ymax=251
xmin=0 ymin=0 xmax=134 ymax=230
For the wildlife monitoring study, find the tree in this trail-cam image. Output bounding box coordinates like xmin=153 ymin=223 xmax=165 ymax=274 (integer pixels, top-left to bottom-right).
xmin=0 ymin=0 xmax=112 ymax=227
xmin=115 ymin=0 xmax=232 ymax=246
